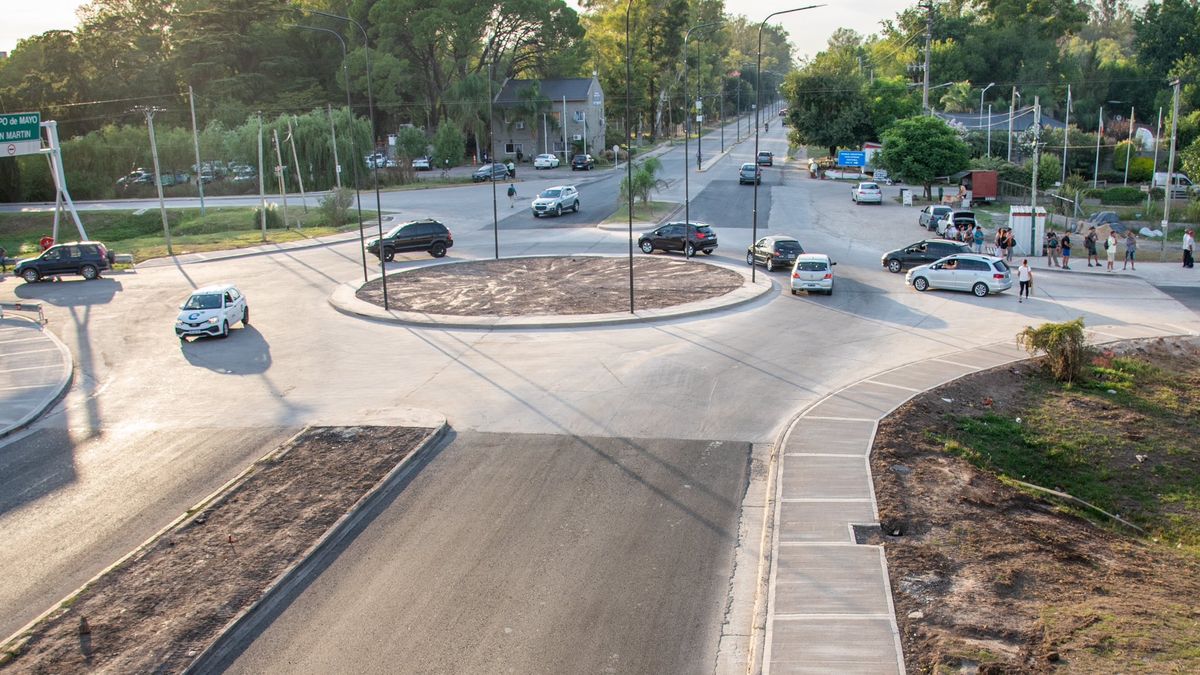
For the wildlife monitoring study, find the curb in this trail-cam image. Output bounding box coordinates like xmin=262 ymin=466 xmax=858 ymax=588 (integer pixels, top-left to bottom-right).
xmin=326 ymin=254 xmax=776 ymax=329
xmin=0 ymin=315 xmax=74 ymax=440
xmin=184 ymin=419 xmax=448 ymax=673
xmin=133 ymin=226 xmax=390 ymax=269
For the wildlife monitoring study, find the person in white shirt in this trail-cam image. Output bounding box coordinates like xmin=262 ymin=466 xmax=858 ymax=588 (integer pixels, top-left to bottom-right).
xmin=1017 ymin=259 xmax=1033 ymax=303
xmin=1183 ymin=229 xmax=1195 ymax=269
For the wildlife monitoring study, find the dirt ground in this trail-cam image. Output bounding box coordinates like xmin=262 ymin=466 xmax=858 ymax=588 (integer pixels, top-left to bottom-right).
xmin=872 ymin=337 xmax=1200 ymax=673
xmin=0 ymin=426 xmax=433 ymax=674
xmin=355 ymin=255 xmax=745 ymax=315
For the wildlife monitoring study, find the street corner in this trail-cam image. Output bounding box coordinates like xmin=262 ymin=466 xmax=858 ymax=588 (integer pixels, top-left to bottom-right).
xmin=0 ymin=313 xmax=74 ymax=438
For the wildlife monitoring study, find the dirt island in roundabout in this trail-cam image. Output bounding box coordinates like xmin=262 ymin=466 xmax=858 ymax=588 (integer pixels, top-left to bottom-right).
xmin=340 ymin=254 xmax=770 ymax=327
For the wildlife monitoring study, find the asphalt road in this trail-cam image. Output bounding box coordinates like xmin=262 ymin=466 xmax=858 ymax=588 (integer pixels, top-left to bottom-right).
xmin=223 ymin=432 xmax=751 ymax=674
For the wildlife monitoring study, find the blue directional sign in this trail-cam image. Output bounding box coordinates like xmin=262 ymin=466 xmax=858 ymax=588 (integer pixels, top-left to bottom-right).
xmin=837 ymin=150 xmax=866 ymax=167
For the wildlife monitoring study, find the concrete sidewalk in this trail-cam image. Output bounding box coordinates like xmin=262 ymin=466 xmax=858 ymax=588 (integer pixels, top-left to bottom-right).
xmin=1033 ymin=258 xmax=1200 ymax=287
xmin=761 ymin=321 xmax=1192 ymax=674
xmin=0 ymin=314 xmax=73 ymax=438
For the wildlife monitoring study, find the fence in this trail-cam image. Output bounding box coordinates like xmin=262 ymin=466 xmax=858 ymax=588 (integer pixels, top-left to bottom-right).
xmin=0 ymin=301 xmax=47 ymax=325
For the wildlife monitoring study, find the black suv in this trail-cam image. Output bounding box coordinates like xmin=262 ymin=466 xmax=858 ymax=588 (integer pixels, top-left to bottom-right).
xmin=638 ymin=222 xmax=718 ymax=256
xmin=882 ymin=239 xmax=971 ymax=273
xmin=366 ymin=219 xmax=453 ymax=261
xmin=16 ymin=241 xmax=112 ymax=283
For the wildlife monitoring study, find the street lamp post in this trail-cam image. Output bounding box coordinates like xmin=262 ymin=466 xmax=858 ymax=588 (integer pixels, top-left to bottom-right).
xmin=754 ymin=6 xmax=823 ymax=282
xmin=625 ymin=0 xmax=635 ymax=313
xmin=978 ymin=81 xmax=994 ymax=138
xmin=683 ymin=19 xmax=722 ymax=260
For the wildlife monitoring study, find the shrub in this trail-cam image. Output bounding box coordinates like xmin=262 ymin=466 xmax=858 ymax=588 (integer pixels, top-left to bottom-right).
xmin=1016 ymin=318 xmax=1092 ymax=383
xmin=254 ymin=203 xmax=282 ymax=229
xmin=1112 ymin=140 xmax=1135 ymax=170
xmin=318 ymin=188 xmax=354 ymax=227
xmin=1127 ymin=156 xmax=1154 ymax=183
xmin=1100 ymin=186 xmax=1143 ymax=205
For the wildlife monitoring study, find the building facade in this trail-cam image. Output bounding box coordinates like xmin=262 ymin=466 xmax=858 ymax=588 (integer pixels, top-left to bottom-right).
xmin=491 ymin=76 xmax=605 ymax=163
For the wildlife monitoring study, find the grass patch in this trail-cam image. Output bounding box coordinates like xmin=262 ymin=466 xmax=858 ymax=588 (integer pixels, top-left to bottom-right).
xmin=937 ymin=352 xmax=1200 ymax=552
xmin=0 ymin=208 xmax=357 ymax=262
xmin=602 ymin=200 xmax=678 ymax=224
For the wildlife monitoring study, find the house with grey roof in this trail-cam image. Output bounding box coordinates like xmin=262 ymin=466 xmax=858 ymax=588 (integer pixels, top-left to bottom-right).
xmin=934 ymin=107 xmax=1066 ymax=133
xmin=491 ymin=76 xmax=605 ymax=163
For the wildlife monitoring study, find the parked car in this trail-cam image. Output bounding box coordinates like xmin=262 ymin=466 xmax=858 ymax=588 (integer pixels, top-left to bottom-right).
xmin=790 ymin=254 xmax=836 ymax=295
xmin=472 ymin=163 xmax=510 ymax=182
xmin=918 ymin=205 xmax=953 ymax=230
xmin=851 ymin=181 xmax=883 ymax=204
xmin=571 ymin=154 xmax=596 ymax=170
xmin=882 ymin=239 xmax=972 ymax=273
xmin=365 ymin=219 xmax=453 ymax=261
xmin=175 ymin=283 xmax=248 ymax=340
xmin=531 ymin=185 xmax=580 ymax=217
xmin=533 ymin=153 xmax=561 ymax=169
xmin=738 ymin=162 xmax=762 ymax=185
xmin=638 ymin=222 xmax=718 ymax=256
xmin=412 ymin=156 xmax=432 ymax=171
xmin=746 ymin=235 xmax=804 ymax=272
xmin=116 ymin=169 xmax=154 ymax=187
xmin=934 ymin=210 xmax=978 ymax=238
xmin=756 ymin=151 xmax=774 ymax=166
xmin=15 ymin=241 xmax=112 ymax=283
xmin=906 ymin=254 xmax=1012 ymax=297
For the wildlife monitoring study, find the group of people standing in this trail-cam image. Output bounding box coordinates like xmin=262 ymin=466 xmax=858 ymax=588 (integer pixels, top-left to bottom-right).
xmin=1045 ymin=226 xmax=1139 ymax=272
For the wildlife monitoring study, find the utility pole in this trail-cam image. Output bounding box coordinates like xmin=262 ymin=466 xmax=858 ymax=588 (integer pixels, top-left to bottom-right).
xmin=136 ymin=106 xmax=172 ymax=256
xmin=257 ymin=113 xmax=266 ymax=240
xmin=272 ymin=128 xmax=291 ymax=230
xmin=987 ymin=105 xmax=992 ymax=157
xmin=1030 ymin=96 xmax=1041 ymax=255
xmin=1162 ymin=79 xmax=1181 ymax=259
xmin=1061 ymin=84 xmax=1071 ymax=185
xmin=1147 ymin=106 xmax=1162 ymax=216
xmin=920 ymin=0 xmax=933 ymax=114
xmin=1093 ymin=107 xmax=1103 ymax=188
xmin=327 ymin=104 xmax=342 ymax=190
xmin=1007 ymin=87 xmax=1016 ymax=162
xmin=188 ymin=85 xmax=206 ymax=216
xmin=1123 ymin=107 xmax=1135 ymax=186
xmin=286 ymin=116 xmax=308 ymax=214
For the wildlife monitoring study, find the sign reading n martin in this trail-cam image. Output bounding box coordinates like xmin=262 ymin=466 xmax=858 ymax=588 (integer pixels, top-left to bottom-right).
xmin=1 ymin=112 xmax=41 ymax=157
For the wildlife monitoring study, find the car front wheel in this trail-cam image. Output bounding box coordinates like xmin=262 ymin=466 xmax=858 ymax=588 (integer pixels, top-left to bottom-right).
xmin=887 ymin=259 xmax=902 ymax=273
xmin=972 ymin=282 xmax=989 ymax=297
xmin=219 ymin=321 xmax=229 ymax=338
xmin=640 ymin=241 xmax=654 ymax=254
xmin=746 ymin=252 xmax=756 ymax=266
xmin=242 ymin=306 xmax=250 ymax=326
xmin=555 ymin=204 xmax=562 ymax=216
xmin=382 ymin=248 xmax=395 ymax=262
xmin=766 ymin=258 xmax=775 ymax=272
xmin=912 ymin=277 xmax=929 ymax=292
xmin=22 ymin=268 xmax=40 ymax=283
xmin=430 ymin=242 xmax=447 ymax=258
xmin=573 ymin=200 xmax=580 ymax=212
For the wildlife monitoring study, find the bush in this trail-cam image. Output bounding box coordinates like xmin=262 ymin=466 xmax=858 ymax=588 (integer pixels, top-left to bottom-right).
xmin=1113 ymin=140 xmax=1135 ymax=170
xmin=1127 ymin=156 xmax=1154 ymax=183
xmin=254 ymin=203 xmax=282 ymax=229
xmin=318 ymin=188 xmax=354 ymax=227
xmin=431 ymin=125 xmax=466 ymax=169
xmin=1017 ymin=318 xmax=1092 ymax=383
xmin=1100 ymin=186 xmax=1143 ymax=205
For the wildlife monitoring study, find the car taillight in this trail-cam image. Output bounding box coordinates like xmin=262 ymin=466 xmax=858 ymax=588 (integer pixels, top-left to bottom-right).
xmin=773 ymin=251 xmax=781 ymax=257
xmin=695 ymin=233 xmax=707 ymax=239
xmin=993 ymin=274 xmax=1004 ymax=279
xmin=447 ymin=232 xmax=453 ymax=241
xmin=823 ymin=273 xmax=832 ymax=279
xmin=792 ymin=271 xmax=800 ymax=278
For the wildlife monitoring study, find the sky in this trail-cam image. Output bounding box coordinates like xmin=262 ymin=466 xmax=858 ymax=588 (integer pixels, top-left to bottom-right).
xmin=1 ymin=1 xmax=915 ymax=60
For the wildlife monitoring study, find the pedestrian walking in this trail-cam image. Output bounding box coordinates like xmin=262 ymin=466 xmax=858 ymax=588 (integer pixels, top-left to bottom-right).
xmin=1045 ymin=230 xmax=1061 ymax=268
xmin=0 ymin=244 xmax=7 ymax=274
xmin=1005 ymin=230 xmax=1016 ymax=262
xmin=1084 ymin=226 xmax=1099 ymax=267
xmin=1060 ymin=233 xmax=1072 ymax=269
xmin=1017 ymin=259 xmax=1033 ymax=303
xmin=972 ymin=225 xmax=985 ymax=253
xmin=506 ymin=160 xmax=516 ymax=178
xmin=1183 ymin=229 xmax=1195 ymax=269
xmin=1123 ymin=231 xmax=1137 ymax=270
xmin=507 ymin=182 xmax=516 ymax=208
xmin=1105 ymin=231 xmax=1117 ymax=271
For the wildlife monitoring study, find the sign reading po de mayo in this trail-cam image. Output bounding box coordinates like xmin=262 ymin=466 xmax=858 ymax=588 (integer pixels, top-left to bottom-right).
xmin=1 ymin=112 xmax=41 ymax=157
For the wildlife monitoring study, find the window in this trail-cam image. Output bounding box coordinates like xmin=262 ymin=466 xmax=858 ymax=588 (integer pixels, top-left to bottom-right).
xmin=959 ymin=259 xmax=989 ymax=271
xmin=504 ymin=143 xmax=523 ymax=155
xmin=573 ymin=110 xmax=585 ymax=122
xmin=68 ymin=246 xmax=83 ymax=259
xmin=515 ymin=121 xmax=525 ymax=130
xmin=42 ymin=248 xmax=62 ymax=261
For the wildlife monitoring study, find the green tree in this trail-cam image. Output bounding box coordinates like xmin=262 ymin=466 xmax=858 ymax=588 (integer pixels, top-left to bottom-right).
xmin=783 ymin=68 xmax=872 ymax=158
xmin=879 ymin=116 xmax=970 ymax=200
xmin=866 ymin=77 xmax=919 ymax=138
xmin=431 ymin=124 xmax=466 ymax=168
xmin=938 ymin=81 xmax=975 ymax=113
xmin=1180 ymin=137 xmax=1200 ymax=183
xmin=1134 ymin=0 xmax=1200 ymax=82
xmin=619 ymin=156 xmax=666 ymax=205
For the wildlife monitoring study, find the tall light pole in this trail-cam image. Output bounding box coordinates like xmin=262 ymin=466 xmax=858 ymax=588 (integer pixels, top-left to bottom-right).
xmin=1007 ymin=87 xmax=1020 ymax=162
xmin=755 ymin=6 xmax=822 ymax=282
xmin=978 ymin=81 xmax=994 ymax=139
xmin=1061 ymin=84 xmax=1071 ymax=185
xmin=311 ymin=10 xmax=388 ymax=309
xmin=1093 ymin=106 xmax=1103 ymax=188
xmin=1147 ymin=106 xmax=1162 ymax=216
xmin=1123 ymin=106 xmax=1135 ymax=186
xmin=1162 ymin=79 xmax=1181 ymax=259
xmin=682 ymin=19 xmax=722 ymax=260
xmin=625 ymin=0 xmax=635 ymax=313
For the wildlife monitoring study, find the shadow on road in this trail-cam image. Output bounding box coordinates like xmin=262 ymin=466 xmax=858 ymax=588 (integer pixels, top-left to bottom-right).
xmin=181 ymin=324 xmax=272 ymax=375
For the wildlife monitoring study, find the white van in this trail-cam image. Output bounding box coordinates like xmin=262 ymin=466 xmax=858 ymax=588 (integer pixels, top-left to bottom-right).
xmin=1151 ymin=171 xmax=1196 ymax=198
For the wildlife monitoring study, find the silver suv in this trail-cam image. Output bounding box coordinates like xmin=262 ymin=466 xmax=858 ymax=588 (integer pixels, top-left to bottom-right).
xmin=906 ymin=253 xmax=1012 ymax=297
xmin=531 ymin=185 xmax=580 ymax=217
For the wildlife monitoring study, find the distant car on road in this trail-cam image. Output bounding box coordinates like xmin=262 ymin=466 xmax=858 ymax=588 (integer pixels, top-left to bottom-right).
xmin=746 ymin=235 xmax=803 ymax=272
xmin=882 ymin=239 xmax=972 ymax=273
xmin=851 ymin=182 xmax=883 ymax=204
xmin=571 ymin=154 xmax=596 ymax=171
xmin=16 ymin=241 xmax=112 ymax=283
xmin=531 ymin=185 xmax=580 ymax=217
xmin=918 ymin=205 xmax=953 ymax=230
xmin=638 ymin=222 xmax=718 ymax=257
xmin=906 ymin=254 xmax=1012 ymax=297
xmin=412 ymin=156 xmax=432 ymax=171
xmin=533 ymin=153 xmax=561 ymax=169
xmin=756 ymin=151 xmax=774 ymax=166
xmin=738 ymin=162 xmax=762 ymax=185
xmin=175 ymin=283 xmax=249 ymax=340
xmin=366 ymin=219 xmax=453 ymax=261
xmin=790 ymin=254 xmax=836 ymax=295
xmin=472 ymin=163 xmax=510 ymax=182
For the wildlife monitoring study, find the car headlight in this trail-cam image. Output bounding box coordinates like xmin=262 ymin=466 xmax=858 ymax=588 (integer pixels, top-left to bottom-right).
xmin=207 ymin=317 xmax=219 ymax=324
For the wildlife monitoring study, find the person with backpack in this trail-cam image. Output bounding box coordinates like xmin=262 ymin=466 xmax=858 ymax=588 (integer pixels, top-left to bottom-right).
xmin=1060 ymin=232 xmax=1072 ymax=270
xmin=507 ymin=182 xmax=517 ymax=208
xmin=1045 ymin=230 xmax=1061 ymax=268
xmin=1084 ymin=226 xmax=1098 ymax=267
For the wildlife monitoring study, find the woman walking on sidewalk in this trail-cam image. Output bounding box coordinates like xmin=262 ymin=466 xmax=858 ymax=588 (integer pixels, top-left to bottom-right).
xmin=1017 ymin=259 xmax=1033 ymax=303
xmin=1123 ymin=231 xmax=1137 ymax=270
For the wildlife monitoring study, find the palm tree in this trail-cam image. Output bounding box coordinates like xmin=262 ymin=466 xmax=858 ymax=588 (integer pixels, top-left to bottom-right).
xmin=939 ymin=81 xmax=975 ymax=113
xmin=512 ymin=81 xmax=552 ymax=155
xmin=445 ymin=73 xmax=491 ymax=160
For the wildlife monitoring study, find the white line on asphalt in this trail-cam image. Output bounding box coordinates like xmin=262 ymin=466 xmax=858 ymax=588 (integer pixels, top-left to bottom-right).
xmin=0 ymin=348 xmax=60 ymax=358
xmin=930 ymin=357 xmax=979 ymax=370
xmin=777 ymin=541 xmax=864 ymax=547
xmin=780 ymin=498 xmax=873 ymax=502
xmin=0 ymin=364 xmax=61 ymax=374
xmin=863 ymin=379 xmax=923 ymax=392
xmin=785 ymin=452 xmax=866 ymax=457
xmin=772 ymin=614 xmax=894 ymax=620
xmin=798 ymin=415 xmax=875 ymax=422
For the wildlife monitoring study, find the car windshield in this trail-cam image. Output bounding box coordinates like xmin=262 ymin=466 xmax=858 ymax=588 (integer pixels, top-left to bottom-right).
xmin=539 ymin=189 xmax=561 ymax=198
xmin=795 ymin=261 xmax=828 ymax=271
xmin=183 ymin=294 xmax=222 ymax=310
xmin=776 ymin=240 xmax=803 ymax=252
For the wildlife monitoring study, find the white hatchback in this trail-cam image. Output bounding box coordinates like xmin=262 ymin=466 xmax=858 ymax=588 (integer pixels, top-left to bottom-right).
xmin=790 ymin=254 xmax=837 ymax=295
xmin=533 ymin=153 xmax=560 ymax=169
xmin=175 ymin=283 xmax=249 ymax=340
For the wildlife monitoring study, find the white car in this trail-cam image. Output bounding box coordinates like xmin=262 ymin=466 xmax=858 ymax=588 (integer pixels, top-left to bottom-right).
xmin=531 ymin=185 xmax=580 ymax=217
xmin=411 ymin=156 xmax=432 ymax=171
xmin=790 ymin=254 xmax=837 ymax=295
xmin=533 ymin=153 xmax=560 ymax=169
xmin=851 ymin=182 xmax=883 ymax=204
xmin=175 ymin=283 xmax=249 ymax=340
xmin=905 ymin=253 xmax=1012 ymax=297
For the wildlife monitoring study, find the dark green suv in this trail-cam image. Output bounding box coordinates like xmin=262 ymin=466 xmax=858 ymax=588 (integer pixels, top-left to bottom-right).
xmin=366 ymin=219 xmax=453 ymax=261
xmin=16 ymin=241 xmax=112 ymax=283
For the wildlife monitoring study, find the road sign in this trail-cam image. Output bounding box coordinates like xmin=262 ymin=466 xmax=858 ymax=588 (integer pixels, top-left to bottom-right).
xmin=0 ymin=112 xmax=41 ymax=156
xmin=837 ymin=150 xmax=866 ymax=167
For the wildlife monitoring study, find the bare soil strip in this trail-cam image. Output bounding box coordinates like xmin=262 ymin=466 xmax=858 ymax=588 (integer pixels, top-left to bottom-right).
xmin=356 ymin=256 xmax=744 ymax=315
xmin=1 ymin=425 xmax=434 ymax=673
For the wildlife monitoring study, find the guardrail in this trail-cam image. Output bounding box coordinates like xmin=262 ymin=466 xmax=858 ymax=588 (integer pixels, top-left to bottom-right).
xmin=0 ymin=301 xmax=47 ymax=325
